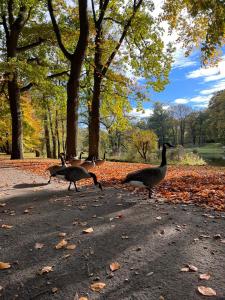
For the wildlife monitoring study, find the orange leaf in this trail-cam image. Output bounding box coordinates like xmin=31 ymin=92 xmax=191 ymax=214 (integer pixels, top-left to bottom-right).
xmin=55 ymin=239 xmax=68 ymax=249
xmin=83 ymin=227 xmax=94 ymax=234
xmin=66 ymin=244 xmax=76 ymax=250
xmin=199 ymin=273 xmax=211 ymax=280
xmin=0 ymin=262 xmax=11 ymax=270
xmin=90 ymin=282 xmax=106 ymax=292
xmin=110 ymin=262 xmax=121 ymax=272
xmin=197 ymin=286 xmax=216 ymax=296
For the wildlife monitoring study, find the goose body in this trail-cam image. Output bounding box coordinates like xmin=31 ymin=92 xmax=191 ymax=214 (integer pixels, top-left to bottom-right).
xmin=70 ymin=151 xmax=85 ymax=166
xmin=47 ymin=153 xmax=68 ymax=184
xmin=80 ymin=157 xmax=96 ymax=170
xmin=123 ymin=143 xmax=173 ymax=198
xmin=95 ymin=152 xmax=107 ymax=167
xmin=52 ymin=166 xmax=102 ymax=192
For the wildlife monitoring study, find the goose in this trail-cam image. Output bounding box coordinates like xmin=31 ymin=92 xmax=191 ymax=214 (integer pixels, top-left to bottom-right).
xmin=123 ymin=143 xmax=174 ymax=198
xmin=47 ymin=153 xmax=68 ymax=184
xmin=70 ymin=151 xmax=85 ymax=166
xmin=95 ymin=152 xmax=107 ymax=167
xmin=80 ymin=157 xmax=96 ymax=171
xmin=51 ymin=166 xmax=102 ymax=192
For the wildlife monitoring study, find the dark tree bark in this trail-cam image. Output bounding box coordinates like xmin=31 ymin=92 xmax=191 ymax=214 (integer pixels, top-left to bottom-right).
xmin=47 ymin=105 xmax=57 ymax=158
xmin=1 ymin=4 xmax=45 ymax=159
xmin=55 ymin=109 xmax=61 ymax=157
xmin=48 ymin=0 xmax=89 ymax=159
xmin=88 ymin=0 xmax=143 ymax=159
xmin=44 ymin=115 xmax=52 ymax=158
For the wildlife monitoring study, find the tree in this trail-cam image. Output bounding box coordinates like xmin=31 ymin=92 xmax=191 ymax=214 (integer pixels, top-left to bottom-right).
xmin=162 ymin=0 xmax=225 ymax=65
xmin=87 ymin=0 xmax=173 ymax=159
xmin=148 ymin=102 xmax=170 ymax=144
xmin=47 ymin=0 xmax=89 ymax=158
xmin=169 ymin=104 xmax=192 ymax=146
xmin=0 ymin=0 xmax=46 ymax=158
xmin=207 ymin=90 xmax=225 ymax=144
xmin=131 ymin=128 xmax=157 ymax=161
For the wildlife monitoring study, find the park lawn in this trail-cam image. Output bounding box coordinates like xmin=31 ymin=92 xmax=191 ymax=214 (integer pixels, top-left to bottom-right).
xmin=1 ymin=159 xmax=225 ymax=212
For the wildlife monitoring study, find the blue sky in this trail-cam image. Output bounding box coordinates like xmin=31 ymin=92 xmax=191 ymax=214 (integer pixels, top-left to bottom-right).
xmin=131 ymin=49 xmax=225 ymax=118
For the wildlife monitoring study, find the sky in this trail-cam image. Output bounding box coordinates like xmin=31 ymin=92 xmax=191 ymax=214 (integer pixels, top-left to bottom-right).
xmin=131 ymin=1 xmax=225 ymax=118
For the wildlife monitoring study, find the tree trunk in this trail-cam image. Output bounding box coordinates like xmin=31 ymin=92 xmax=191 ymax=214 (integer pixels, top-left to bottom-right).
xmin=88 ymin=74 xmax=102 ymax=159
xmin=61 ymin=116 xmax=66 ymax=153
xmin=55 ymin=110 xmax=61 ymax=157
xmin=47 ymin=105 xmax=57 ymax=158
xmin=44 ymin=115 xmax=52 ymax=158
xmin=8 ymin=75 xmax=24 ymax=159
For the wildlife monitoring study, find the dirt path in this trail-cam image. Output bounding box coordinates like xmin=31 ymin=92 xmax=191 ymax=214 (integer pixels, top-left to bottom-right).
xmin=0 ymin=167 xmax=225 ymax=300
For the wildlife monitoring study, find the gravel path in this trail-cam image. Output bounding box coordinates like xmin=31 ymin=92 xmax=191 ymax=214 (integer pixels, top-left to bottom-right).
xmin=0 ymin=167 xmax=225 ymax=300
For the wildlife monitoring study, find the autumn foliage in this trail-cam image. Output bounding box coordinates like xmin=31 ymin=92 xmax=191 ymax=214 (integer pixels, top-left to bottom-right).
xmin=1 ymin=159 xmax=225 ymax=211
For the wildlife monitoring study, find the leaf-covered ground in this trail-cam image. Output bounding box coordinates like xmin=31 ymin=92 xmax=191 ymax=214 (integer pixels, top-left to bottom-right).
xmin=1 ymin=159 xmax=225 ymax=211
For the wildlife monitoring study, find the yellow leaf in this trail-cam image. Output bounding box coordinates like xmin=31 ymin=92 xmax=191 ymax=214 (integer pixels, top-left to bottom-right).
xmin=1 ymin=224 xmax=13 ymax=229
xmin=0 ymin=262 xmax=11 ymax=270
xmin=83 ymin=227 xmax=94 ymax=234
xmin=90 ymin=282 xmax=106 ymax=292
xmin=199 ymin=273 xmax=211 ymax=280
xmin=66 ymin=244 xmax=76 ymax=250
xmin=197 ymin=286 xmax=216 ymax=296
xmin=79 ymin=297 xmax=88 ymax=300
xmin=110 ymin=262 xmax=121 ymax=272
xmin=55 ymin=239 xmax=68 ymax=249
xmin=40 ymin=266 xmax=53 ymax=274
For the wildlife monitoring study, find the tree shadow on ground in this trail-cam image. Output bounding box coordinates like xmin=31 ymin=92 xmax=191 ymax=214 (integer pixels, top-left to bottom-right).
xmin=1 ymin=184 xmax=225 ymax=300
xmin=13 ymin=183 xmax=49 ymax=189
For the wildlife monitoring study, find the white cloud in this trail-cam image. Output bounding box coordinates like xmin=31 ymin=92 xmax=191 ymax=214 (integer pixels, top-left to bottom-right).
xmin=172 ymin=48 xmax=197 ymax=69
xmin=189 ymin=95 xmax=211 ymax=103
xmin=130 ymin=108 xmax=153 ymax=118
xmin=186 ymin=56 xmax=225 ymax=82
xmin=174 ymin=98 xmax=189 ymax=104
xmin=193 ymin=103 xmax=208 ymax=108
xmin=199 ymin=79 xmax=225 ymax=95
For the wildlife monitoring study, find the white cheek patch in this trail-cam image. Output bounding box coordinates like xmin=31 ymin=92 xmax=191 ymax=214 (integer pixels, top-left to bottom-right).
xmin=56 ymin=175 xmax=67 ymax=181
xmin=129 ymin=180 xmax=146 ymax=187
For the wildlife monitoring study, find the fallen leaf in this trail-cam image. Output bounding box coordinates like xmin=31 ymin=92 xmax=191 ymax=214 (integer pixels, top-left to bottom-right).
xmin=156 ymin=216 xmax=162 ymax=220
xmin=79 ymin=297 xmax=88 ymax=300
xmin=51 ymin=287 xmax=58 ymax=293
xmin=0 ymin=203 xmax=6 ymax=207
xmin=188 ymin=264 xmax=198 ymax=272
xmin=23 ymin=209 xmax=29 ymax=214
xmin=199 ymin=273 xmax=211 ymax=280
xmin=90 ymin=282 xmax=106 ymax=292
xmin=39 ymin=266 xmax=53 ymax=274
xmin=0 ymin=262 xmax=11 ymax=270
xmin=83 ymin=227 xmax=94 ymax=234
xmin=55 ymin=239 xmax=68 ymax=249
xmin=66 ymin=244 xmax=76 ymax=250
xmin=58 ymin=232 xmax=67 ymax=237
xmin=1 ymin=224 xmax=13 ymax=229
xmin=197 ymin=286 xmax=216 ymax=296
xmin=62 ymin=254 xmax=71 ymax=259
xmin=110 ymin=262 xmax=121 ymax=272
xmin=181 ymin=267 xmax=190 ymax=272
xmin=221 ymin=239 xmax=225 ymax=244
xmin=0 ymin=285 xmax=3 ymax=291
xmin=35 ymin=243 xmax=44 ymax=249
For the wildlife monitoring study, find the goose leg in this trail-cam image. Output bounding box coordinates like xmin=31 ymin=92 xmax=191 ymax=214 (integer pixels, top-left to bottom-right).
xmin=74 ymin=181 xmax=80 ymax=192
xmin=147 ymin=188 xmax=153 ymax=198
xmin=48 ymin=176 xmax=52 ymax=184
xmin=68 ymin=182 xmax=72 ymax=191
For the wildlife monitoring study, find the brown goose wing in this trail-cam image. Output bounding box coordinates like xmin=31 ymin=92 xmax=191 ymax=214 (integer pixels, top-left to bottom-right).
xmin=125 ymin=167 xmax=165 ymax=187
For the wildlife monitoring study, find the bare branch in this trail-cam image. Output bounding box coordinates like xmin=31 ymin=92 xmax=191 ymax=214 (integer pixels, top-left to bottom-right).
xmin=47 ymin=0 xmax=71 ymax=60
xmin=91 ymin=0 xmax=97 ymax=25
xmin=16 ymin=37 xmax=46 ymax=52
xmin=102 ymin=0 xmax=143 ymax=75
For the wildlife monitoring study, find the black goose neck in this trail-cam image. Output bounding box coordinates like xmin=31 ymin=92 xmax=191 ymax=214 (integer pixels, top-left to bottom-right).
xmin=160 ymin=144 xmax=167 ymax=167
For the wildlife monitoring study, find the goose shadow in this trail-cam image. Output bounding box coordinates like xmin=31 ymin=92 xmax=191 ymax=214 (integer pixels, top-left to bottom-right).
xmin=13 ymin=182 xmax=49 ymax=189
